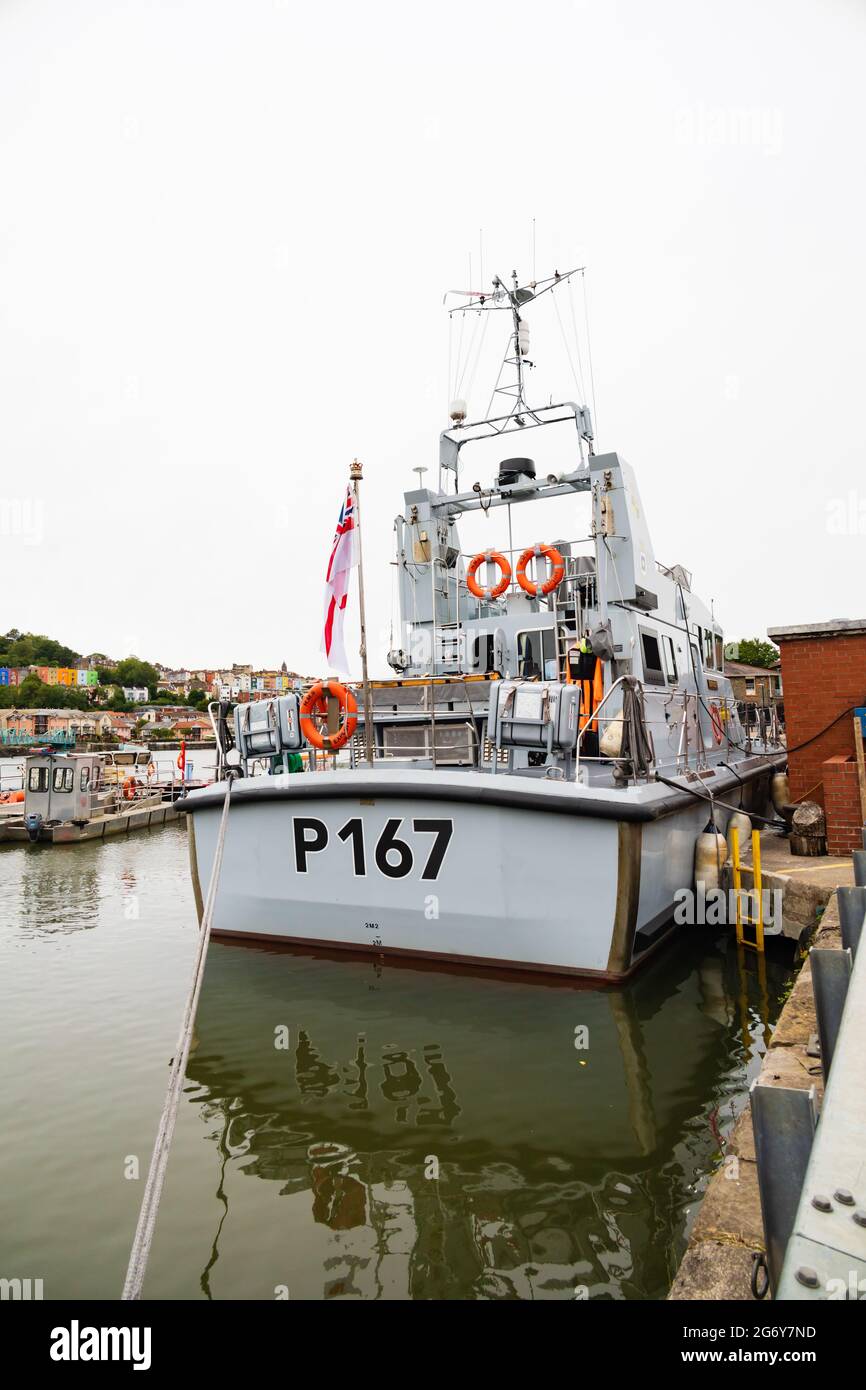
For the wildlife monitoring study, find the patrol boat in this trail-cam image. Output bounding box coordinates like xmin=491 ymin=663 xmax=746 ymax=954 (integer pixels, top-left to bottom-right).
xmin=181 ymin=266 xmax=787 ymax=980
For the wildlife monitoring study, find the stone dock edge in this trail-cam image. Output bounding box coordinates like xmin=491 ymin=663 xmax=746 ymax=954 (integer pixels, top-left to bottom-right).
xmin=667 ymin=892 xmax=841 ymax=1301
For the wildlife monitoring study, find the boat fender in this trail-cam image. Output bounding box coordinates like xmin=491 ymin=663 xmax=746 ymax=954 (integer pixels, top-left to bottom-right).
xmin=770 ymin=771 xmax=789 ymax=814
xmin=694 ymin=821 xmax=728 ymax=892
xmin=726 ymin=811 xmax=752 ymax=853
xmin=599 ymin=705 xmax=624 ymax=758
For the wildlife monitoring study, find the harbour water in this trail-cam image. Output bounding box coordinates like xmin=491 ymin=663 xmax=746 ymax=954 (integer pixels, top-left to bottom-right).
xmin=0 ymin=820 xmax=796 ymax=1300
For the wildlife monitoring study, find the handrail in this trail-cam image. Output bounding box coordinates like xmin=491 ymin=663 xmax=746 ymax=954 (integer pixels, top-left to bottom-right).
xmin=574 ymin=674 xmax=632 ymax=780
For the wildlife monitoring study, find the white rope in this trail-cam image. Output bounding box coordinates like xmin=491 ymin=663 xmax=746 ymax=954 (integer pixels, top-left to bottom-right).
xmin=122 ymin=778 xmax=234 ymax=1300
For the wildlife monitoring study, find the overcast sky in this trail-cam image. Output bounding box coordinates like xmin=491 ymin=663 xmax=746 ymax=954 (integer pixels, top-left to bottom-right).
xmin=1 ymin=0 xmax=864 ymax=676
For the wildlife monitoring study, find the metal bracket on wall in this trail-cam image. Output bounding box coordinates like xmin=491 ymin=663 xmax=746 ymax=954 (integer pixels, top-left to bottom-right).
xmin=751 ymin=1083 xmax=818 ymax=1294
xmin=838 ymin=885 xmax=866 ymax=954
xmin=811 ymin=948 xmax=852 ymax=1078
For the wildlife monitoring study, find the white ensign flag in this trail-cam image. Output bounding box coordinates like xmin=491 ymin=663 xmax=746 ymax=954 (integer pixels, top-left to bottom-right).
xmin=321 ymin=485 xmax=357 ymax=675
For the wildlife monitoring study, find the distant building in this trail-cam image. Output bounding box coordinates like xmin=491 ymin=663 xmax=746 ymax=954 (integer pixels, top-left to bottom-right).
xmin=121 ymin=686 xmax=149 ymax=704
xmin=723 ymin=660 xmax=782 ymax=706
xmin=768 ymin=618 xmax=866 ymax=856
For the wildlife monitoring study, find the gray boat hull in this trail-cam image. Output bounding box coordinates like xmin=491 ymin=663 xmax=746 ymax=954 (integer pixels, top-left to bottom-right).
xmin=183 ymin=759 xmax=780 ymax=980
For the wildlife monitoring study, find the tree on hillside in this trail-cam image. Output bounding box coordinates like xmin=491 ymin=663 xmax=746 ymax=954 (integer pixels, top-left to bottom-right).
xmin=0 ymin=676 xmax=89 ymax=710
xmin=0 ymin=630 xmax=81 ymax=667
xmin=730 ymin=638 xmax=780 ymax=668
xmin=115 ymin=657 xmax=158 ymax=695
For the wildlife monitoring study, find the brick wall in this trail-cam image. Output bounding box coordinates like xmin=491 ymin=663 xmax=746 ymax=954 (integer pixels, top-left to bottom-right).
xmin=823 ymin=755 xmax=863 ymax=855
xmin=774 ymin=632 xmax=866 ymax=800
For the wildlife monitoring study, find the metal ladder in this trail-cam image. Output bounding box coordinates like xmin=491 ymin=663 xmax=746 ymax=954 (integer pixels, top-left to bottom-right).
xmin=553 ymin=556 xmax=583 ymax=680
xmin=731 ymin=826 xmax=765 ymax=952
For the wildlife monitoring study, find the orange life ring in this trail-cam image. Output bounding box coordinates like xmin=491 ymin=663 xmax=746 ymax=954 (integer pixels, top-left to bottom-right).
xmin=300 ymin=680 xmax=358 ymax=751
xmin=516 ymin=543 xmax=565 ymax=597
xmin=466 ymin=549 xmax=511 ymax=600
xmin=122 ymin=776 xmax=137 ymax=800
xmin=709 ymin=702 xmax=724 ymax=745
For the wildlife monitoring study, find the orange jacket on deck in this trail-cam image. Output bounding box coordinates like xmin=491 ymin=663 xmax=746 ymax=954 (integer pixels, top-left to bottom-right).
xmin=566 ymin=647 xmax=605 ymax=734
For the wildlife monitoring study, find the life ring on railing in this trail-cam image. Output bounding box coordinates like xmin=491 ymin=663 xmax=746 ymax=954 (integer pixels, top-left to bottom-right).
xmin=516 ymin=543 xmax=565 ymax=597
xmin=122 ymin=776 xmax=138 ymax=801
xmin=709 ymin=702 xmax=724 ymax=745
xmin=466 ymin=549 xmax=512 ymax=600
xmin=300 ymin=680 xmax=358 ymax=751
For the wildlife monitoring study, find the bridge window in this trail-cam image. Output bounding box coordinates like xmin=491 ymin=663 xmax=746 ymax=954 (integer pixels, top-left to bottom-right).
xmin=28 ymin=766 xmax=49 ymax=792
xmin=516 ymin=629 xmax=556 ymax=680
xmin=663 ymin=636 xmax=678 ymax=682
xmin=704 ymin=628 xmax=715 ymax=668
xmin=639 ymin=628 xmax=666 ymax=686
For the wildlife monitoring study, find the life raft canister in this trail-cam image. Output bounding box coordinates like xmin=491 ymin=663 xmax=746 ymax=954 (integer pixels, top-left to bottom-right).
xmin=466 ymin=549 xmax=511 ymax=600
xmin=709 ymin=702 xmax=724 ymax=746
xmin=300 ymin=680 xmax=358 ymax=751
xmin=516 ymin=543 xmax=565 ymax=597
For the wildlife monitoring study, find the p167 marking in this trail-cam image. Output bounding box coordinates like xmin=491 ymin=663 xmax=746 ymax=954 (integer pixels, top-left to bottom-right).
xmin=293 ymin=816 xmax=453 ymax=881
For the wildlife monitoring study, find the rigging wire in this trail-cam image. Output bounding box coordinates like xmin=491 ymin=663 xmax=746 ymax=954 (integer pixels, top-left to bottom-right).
xmin=552 ymin=282 xmax=584 ymax=402
xmin=581 ymin=270 xmax=598 ymax=433
xmin=568 ymin=278 xmax=588 ymax=405
xmin=462 ymin=309 xmax=490 ymax=409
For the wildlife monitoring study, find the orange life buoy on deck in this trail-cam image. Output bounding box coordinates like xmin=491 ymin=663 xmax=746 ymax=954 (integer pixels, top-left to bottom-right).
xmin=466 ymin=549 xmax=511 ymax=600
xmin=300 ymin=680 xmax=358 ymax=752
xmin=122 ymin=776 xmax=137 ymax=801
xmin=709 ymin=702 xmax=724 ymax=746
xmin=516 ymin=543 xmax=565 ymax=597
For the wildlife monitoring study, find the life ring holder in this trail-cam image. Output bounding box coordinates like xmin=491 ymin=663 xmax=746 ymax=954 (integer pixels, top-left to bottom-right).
xmin=300 ymin=680 xmax=358 ymax=752
xmin=466 ymin=549 xmax=512 ymax=600
xmin=516 ymin=543 xmax=565 ymax=597
xmin=709 ymin=702 xmax=724 ymax=746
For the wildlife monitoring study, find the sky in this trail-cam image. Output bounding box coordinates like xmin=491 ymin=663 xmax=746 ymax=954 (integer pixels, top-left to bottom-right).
xmin=1 ymin=0 xmax=864 ymax=677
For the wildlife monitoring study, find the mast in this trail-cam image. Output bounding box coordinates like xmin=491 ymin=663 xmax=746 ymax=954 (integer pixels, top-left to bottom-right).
xmin=351 ymin=457 xmax=375 ymax=767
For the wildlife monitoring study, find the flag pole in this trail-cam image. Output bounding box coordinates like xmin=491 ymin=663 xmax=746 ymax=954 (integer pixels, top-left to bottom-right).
xmin=350 ymin=457 xmax=375 ymax=767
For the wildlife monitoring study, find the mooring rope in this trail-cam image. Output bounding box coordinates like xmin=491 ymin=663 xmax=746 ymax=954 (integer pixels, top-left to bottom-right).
xmin=122 ymin=776 xmax=234 ymax=1300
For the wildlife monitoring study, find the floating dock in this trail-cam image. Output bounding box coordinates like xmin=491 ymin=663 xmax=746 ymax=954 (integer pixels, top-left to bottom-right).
xmin=0 ymin=794 xmax=183 ymax=845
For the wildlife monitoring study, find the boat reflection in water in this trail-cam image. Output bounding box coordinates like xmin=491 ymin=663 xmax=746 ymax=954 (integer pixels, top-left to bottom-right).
xmin=179 ymin=934 xmax=790 ymax=1300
